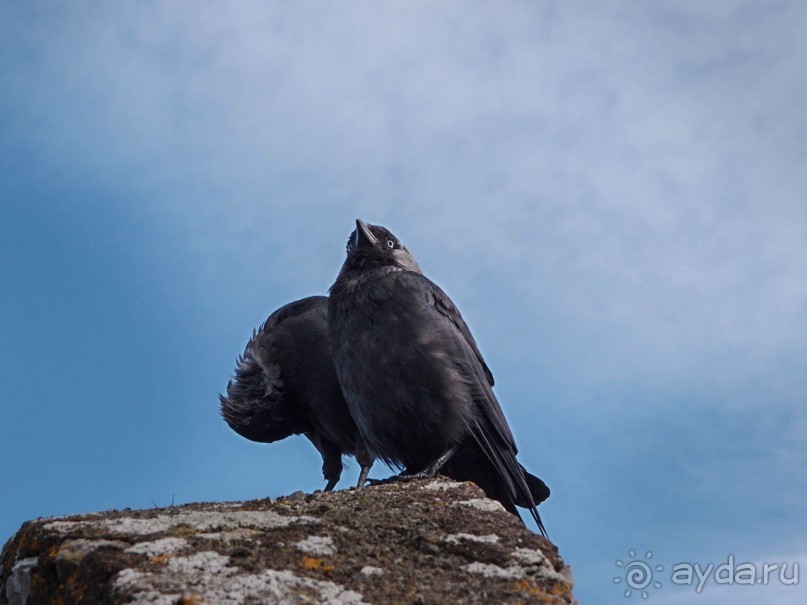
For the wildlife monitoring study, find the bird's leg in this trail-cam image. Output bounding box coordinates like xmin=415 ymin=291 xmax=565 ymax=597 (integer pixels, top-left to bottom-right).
xmin=356 ymin=464 xmax=372 ymax=488
xmin=355 ymin=441 xmax=375 ymax=488
xmin=316 ymin=437 xmax=343 ymax=492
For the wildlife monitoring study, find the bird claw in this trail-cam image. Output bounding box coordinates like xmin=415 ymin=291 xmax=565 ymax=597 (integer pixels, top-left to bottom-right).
xmin=365 ymin=470 xmax=439 ymax=487
xmin=364 ymin=477 xmax=388 ymax=486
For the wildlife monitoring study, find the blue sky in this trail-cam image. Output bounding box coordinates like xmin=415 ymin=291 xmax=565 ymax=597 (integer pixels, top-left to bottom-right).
xmin=2 ymin=2 xmax=806 ymax=603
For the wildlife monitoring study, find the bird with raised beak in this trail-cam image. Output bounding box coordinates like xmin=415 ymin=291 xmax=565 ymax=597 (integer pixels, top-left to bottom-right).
xmin=328 ymin=220 xmax=549 ymax=535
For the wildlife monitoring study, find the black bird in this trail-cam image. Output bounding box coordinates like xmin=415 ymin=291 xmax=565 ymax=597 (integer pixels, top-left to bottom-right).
xmin=220 ymin=296 xmax=373 ymax=491
xmin=328 ymin=220 xmax=549 ymax=535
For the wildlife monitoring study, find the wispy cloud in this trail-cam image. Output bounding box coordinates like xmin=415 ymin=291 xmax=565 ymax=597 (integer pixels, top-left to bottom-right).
xmin=4 ymin=0 xmax=805 ymax=428
xmin=4 ymin=3 xmax=804 ymax=376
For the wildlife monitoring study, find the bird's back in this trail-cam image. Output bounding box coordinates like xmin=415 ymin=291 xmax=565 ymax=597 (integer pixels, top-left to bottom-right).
xmin=220 ymin=296 xmax=355 ymax=450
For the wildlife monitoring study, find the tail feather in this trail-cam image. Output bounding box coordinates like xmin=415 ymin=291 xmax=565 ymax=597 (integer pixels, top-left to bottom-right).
xmin=219 ymin=327 xmax=306 ymax=443
xmin=470 ymin=419 xmax=548 ymax=538
xmin=518 ymin=465 xmax=550 ymax=506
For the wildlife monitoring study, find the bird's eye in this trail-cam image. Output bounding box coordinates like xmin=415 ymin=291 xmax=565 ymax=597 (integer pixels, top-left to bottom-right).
xmin=387 ymin=240 xmax=395 ymax=248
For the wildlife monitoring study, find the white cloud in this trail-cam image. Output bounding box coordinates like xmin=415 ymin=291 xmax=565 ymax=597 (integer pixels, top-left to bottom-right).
xmin=4 ymin=2 xmax=806 ymax=400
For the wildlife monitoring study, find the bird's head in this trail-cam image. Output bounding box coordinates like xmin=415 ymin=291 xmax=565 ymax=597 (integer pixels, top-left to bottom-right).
xmin=340 ymin=219 xmax=421 ymax=274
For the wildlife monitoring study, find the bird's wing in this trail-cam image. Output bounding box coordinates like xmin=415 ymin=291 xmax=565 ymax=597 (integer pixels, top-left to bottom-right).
xmin=395 ymin=272 xmax=547 ymax=536
xmin=415 ymin=275 xmax=518 ymax=450
xmin=429 ymin=283 xmax=495 ymax=387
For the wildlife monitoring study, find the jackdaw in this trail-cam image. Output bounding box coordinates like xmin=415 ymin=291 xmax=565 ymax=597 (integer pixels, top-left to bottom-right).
xmin=328 ymin=220 xmax=549 ymax=535
xmin=220 ymin=296 xmax=373 ymax=491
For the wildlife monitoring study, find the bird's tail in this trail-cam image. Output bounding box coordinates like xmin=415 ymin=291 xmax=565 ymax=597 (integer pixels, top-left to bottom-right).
xmin=219 ymin=326 xmax=304 ymax=443
xmin=517 ymin=464 xmax=551 ymax=506
xmin=469 ymin=420 xmax=549 ymax=538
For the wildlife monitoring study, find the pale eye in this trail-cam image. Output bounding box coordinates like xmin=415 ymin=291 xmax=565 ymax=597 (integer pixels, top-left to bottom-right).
xmin=387 ymin=239 xmax=395 ymax=248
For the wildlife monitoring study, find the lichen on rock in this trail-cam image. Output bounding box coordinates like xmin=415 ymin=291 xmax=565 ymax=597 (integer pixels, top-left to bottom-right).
xmin=1 ymin=477 xmax=575 ymax=604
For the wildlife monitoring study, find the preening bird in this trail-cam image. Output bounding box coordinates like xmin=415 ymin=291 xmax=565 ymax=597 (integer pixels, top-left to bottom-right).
xmin=220 ymin=296 xmax=373 ymax=491
xmin=328 ymin=220 xmax=549 ymax=535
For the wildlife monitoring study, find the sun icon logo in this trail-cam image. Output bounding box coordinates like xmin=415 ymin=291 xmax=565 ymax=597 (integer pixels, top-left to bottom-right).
xmin=614 ymin=549 xmax=663 ymax=599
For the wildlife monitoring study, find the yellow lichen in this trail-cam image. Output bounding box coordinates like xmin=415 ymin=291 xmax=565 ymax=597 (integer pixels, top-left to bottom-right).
xmin=151 ymin=554 xmax=172 ymax=565
xmin=513 ymin=578 xmax=572 ymax=603
xmin=515 ymin=578 xmax=545 ymax=595
xmin=300 ymin=556 xmax=335 ymax=574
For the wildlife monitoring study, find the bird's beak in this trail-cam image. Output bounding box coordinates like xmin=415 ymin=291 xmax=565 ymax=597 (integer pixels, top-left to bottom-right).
xmin=355 ymin=219 xmax=377 ymax=248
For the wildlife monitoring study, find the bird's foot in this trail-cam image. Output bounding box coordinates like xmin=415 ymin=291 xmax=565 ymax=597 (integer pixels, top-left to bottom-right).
xmin=364 ymin=472 xmax=427 ymax=486
xmin=363 ymin=446 xmax=459 ymax=487
xmin=364 ymin=471 xmax=437 ymax=487
xmin=364 ymin=477 xmax=390 ymax=486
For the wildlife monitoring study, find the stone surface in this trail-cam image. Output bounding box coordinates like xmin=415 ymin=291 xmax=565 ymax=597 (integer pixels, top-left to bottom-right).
xmin=1 ymin=478 xmax=575 ymax=604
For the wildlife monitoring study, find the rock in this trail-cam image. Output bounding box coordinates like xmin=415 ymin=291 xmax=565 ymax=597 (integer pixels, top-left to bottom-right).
xmin=1 ymin=477 xmax=575 ymax=604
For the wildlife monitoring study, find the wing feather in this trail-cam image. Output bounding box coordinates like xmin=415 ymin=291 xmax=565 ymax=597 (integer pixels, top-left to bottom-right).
xmin=396 ymin=271 xmax=548 ymax=536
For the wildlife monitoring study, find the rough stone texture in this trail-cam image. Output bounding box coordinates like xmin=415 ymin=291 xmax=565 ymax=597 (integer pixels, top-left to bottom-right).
xmin=1 ymin=478 xmax=575 ymax=604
